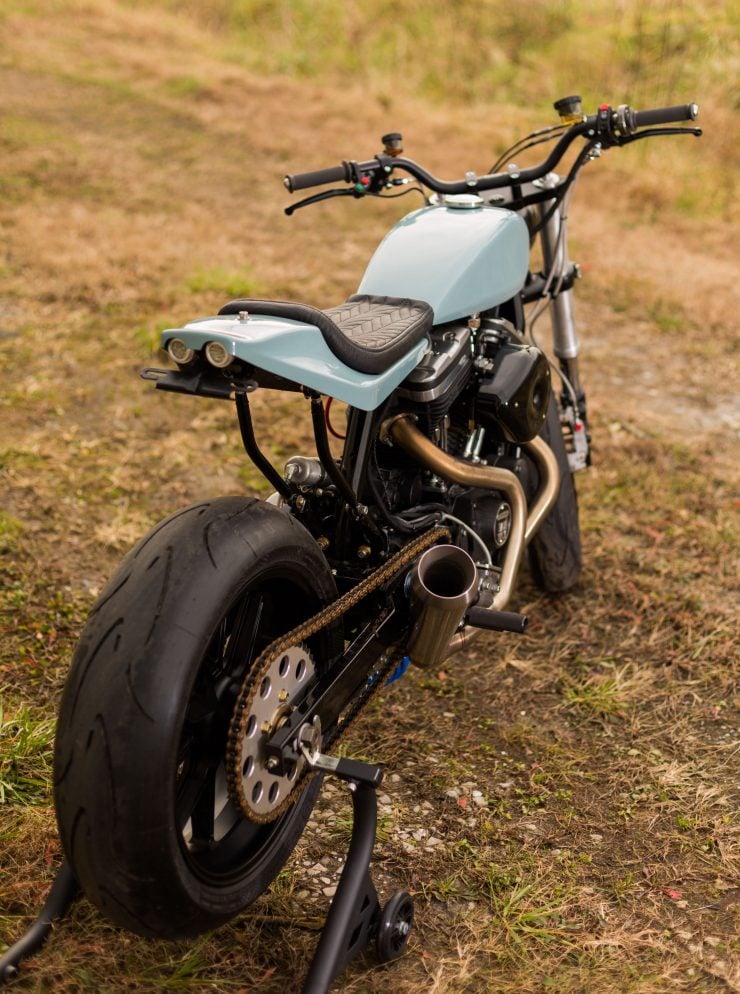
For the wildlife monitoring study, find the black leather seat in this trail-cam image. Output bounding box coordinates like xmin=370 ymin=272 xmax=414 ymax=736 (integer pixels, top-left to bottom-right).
xmin=218 ymin=294 xmax=433 ymax=375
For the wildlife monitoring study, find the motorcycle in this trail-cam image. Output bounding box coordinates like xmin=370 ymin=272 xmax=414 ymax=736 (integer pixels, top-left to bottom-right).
xmin=52 ymin=96 xmax=701 ymax=943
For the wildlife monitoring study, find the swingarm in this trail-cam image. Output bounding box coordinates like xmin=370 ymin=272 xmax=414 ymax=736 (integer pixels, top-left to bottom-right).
xmin=265 ymin=596 xmax=405 ymax=777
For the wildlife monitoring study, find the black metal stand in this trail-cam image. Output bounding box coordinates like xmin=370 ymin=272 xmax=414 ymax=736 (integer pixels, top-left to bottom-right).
xmin=302 ymin=778 xmax=380 ymax=993
xmin=0 ymin=760 xmax=412 ymax=993
xmin=301 ymin=755 xmax=414 ymax=993
xmin=0 ymin=861 xmax=78 ymax=983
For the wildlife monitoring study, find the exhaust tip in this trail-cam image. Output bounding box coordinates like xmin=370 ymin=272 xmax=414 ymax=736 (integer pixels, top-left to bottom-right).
xmin=416 ymin=546 xmax=478 ymax=600
xmin=407 ymin=546 xmax=479 ymax=668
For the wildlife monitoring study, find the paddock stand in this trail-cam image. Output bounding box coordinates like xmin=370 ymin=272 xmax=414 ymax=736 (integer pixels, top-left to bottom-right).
xmin=0 ymin=862 xmax=78 ymax=984
xmin=0 ymin=753 xmax=414 ymax=993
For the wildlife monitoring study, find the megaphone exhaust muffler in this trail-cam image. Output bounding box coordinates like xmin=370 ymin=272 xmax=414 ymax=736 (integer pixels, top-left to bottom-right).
xmin=407 ymin=545 xmax=478 ymax=668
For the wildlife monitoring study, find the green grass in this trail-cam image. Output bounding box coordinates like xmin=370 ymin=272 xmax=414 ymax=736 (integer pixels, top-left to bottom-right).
xmin=163 ymin=74 xmax=209 ymax=100
xmin=132 ymin=316 xmax=175 ymax=357
xmin=123 ymin=0 xmax=736 ymax=110
xmin=0 ymin=113 xmax=74 ymax=151
xmin=560 ymin=667 xmax=632 ymax=717
xmin=0 ymin=512 xmax=24 ymax=553
xmin=490 ymin=881 xmax=577 ymax=951
xmin=0 ymin=699 xmax=55 ymax=805
xmin=185 ymin=265 xmax=260 ymax=298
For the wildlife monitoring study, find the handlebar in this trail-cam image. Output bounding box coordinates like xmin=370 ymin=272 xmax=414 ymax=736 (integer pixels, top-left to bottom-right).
xmin=284 ymin=101 xmax=700 ymax=198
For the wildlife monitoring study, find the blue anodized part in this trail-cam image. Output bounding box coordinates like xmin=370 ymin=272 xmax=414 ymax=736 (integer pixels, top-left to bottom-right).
xmin=161 ymin=314 xmax=430 ymax=412
xmin=358 ymin=203 xmax=530 ymax=324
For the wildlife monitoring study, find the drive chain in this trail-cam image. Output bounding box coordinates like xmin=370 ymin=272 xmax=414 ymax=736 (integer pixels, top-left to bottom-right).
xmin=226 ymin=525 xmax=450 ymax=824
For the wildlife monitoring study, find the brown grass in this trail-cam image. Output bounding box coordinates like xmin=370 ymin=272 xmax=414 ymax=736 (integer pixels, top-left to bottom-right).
xmin=1 ymin=2 xmax=738 ymax=992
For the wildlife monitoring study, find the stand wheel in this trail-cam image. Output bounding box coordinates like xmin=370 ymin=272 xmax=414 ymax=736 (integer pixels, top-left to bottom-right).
xmin=376 ymin=890 xmax=414 ymax=962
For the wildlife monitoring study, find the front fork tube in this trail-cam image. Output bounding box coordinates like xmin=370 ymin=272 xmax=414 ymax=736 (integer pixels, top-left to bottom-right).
xmin=538 ymin=177 xmax=590 ymax=471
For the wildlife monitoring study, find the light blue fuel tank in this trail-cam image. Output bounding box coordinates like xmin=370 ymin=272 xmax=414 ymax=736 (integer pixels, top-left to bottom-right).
xmin=358 ymin=200 xmax=529 ymax=325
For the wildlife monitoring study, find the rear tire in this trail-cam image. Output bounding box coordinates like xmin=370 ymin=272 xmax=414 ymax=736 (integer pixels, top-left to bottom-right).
xmin=527 ymin=397 xmax=582 ymax=592
xmin=54 ymin=497 xmax=338 ymax=938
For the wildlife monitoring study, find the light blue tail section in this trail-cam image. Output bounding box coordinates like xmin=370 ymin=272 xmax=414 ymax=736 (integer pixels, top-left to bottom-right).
xmin=161 ymin=315 xmax=430 ymax=411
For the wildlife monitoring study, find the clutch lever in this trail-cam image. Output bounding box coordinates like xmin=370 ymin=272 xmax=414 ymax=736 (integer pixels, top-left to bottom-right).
xmin=284 ymin=187 xmax=365 ymax=216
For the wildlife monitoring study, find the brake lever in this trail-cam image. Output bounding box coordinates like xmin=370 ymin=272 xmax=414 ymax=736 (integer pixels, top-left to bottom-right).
xmin=284 ymin=187 xmax=365 ymax=216
xmin=619 ymin=126 xmax=703 ymax=146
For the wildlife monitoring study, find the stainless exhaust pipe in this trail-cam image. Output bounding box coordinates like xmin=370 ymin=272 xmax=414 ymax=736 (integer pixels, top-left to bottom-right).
xmin=407 ymin=545 xmax=478 ymax=668
xmin=383 ymin=414 xmax=529 ymax=611
xmin=382 ymin=414 xmax=561 ymax=662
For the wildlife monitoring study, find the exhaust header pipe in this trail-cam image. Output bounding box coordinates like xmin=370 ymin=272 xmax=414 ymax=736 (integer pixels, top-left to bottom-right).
xmin=383 ymin=413 xmax=560 ymax=662
xmin=407 ymin=546 xmax=478 ymax=668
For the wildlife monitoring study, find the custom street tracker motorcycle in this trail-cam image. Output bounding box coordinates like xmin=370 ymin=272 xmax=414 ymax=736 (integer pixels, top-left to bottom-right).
xmin=50 ymin=98 xmax=701 ymax=949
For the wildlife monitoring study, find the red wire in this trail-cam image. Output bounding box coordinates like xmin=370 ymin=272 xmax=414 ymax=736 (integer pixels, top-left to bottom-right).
xmin=324 ymin=397 xmax=346 ymax=440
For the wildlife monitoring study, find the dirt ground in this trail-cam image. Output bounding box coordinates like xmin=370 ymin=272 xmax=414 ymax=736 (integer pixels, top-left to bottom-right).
xmin=0 ymin=3 xmax=738 ymax=993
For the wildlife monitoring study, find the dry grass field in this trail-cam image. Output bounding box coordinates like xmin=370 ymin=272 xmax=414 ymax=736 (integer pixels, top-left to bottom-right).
xmin=0 ymin=2 xmax=738 ymax=992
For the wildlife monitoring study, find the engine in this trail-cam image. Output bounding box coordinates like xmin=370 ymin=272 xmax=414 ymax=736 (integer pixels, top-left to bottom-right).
xmin=395 ymin=317 xmax=550 ymax=445
xmin=395 ymin=322 xmax=473 ymax=435
xmin=372 ymin=316 xmax=550 ymax=557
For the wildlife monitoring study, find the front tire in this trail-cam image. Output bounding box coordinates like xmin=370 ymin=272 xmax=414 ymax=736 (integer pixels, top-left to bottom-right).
xmin=54 ymin=497 xmax=338 ymax=938
xmin=527 ymin=396 xmax=582 ymax=592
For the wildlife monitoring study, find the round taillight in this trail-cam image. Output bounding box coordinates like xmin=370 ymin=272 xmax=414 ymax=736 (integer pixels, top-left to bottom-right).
xmin=167 ymin=338 xmax=194 ymax=364
xmin=204 ymin=341 xmax=233 ymax=368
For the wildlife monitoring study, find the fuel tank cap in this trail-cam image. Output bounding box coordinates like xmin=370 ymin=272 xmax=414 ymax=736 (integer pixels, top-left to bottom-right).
xmin=444 ymin=193 xmax=484 ymax=209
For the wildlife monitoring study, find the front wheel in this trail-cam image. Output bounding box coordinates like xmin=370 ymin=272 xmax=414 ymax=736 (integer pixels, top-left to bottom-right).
xmin=526 ymin=396 xmax=582 ymax=592
xmin=54 ymin=497 xmax=338 ymax=938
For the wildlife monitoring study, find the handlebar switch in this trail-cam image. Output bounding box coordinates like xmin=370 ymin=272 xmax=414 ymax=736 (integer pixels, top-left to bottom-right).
xmin=382 ymin=132 xmax=404 ymax=157
xmin=595 ymin=103 xmax=617 ymax=144
xmin=553 ymin=95 xmax=583 ymax=124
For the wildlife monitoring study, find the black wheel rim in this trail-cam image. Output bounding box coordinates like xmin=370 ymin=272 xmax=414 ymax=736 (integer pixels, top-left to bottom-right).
xmin=174 ymin=568 xmax=326 ymax=884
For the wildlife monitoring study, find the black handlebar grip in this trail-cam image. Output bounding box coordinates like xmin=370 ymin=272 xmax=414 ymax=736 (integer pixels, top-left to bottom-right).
xmin=284 ymin=162 xmax=353 ymax=193
xmin=632 ymin=103 xmax=699 ymax=127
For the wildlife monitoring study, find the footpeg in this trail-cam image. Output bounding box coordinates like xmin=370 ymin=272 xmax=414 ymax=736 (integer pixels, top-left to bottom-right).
xmin=465 ymin=606 xmax=528 ymax=633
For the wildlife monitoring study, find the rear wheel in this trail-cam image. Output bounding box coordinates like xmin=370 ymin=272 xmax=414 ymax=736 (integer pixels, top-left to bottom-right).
xmin=54 ymin=497 xmax=338 ymax=938
xmin=527 ymin=396 xmax=582 ymax=592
